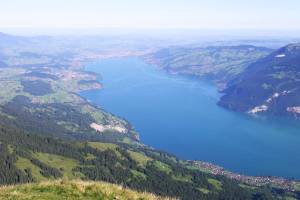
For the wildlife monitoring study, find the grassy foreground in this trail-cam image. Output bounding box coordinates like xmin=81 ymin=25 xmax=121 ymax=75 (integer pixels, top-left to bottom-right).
xmin=0 ymin=180 xmax=174 ymax=200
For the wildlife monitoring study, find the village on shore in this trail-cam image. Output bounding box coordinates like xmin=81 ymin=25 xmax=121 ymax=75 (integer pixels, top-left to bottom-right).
xmin=189 ymin=160 xmax=299 ymax=192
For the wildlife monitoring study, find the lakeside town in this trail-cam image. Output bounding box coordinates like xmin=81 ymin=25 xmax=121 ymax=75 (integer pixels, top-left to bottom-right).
xmin=189 ymin=160 xmax=300 ymax=192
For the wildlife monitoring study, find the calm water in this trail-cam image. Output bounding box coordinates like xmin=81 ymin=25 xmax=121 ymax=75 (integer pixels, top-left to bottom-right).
xmin=81 ymin=57 xmax=300 ymax=179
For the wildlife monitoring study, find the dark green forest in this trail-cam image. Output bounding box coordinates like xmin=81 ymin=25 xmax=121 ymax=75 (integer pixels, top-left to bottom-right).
xmin=0 ymin=120 xmax=298 ymax=199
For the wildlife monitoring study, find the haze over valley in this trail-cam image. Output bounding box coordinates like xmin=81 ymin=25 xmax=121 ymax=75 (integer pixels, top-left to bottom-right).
xmin=1 ymin=1 xmax=300 ymax=199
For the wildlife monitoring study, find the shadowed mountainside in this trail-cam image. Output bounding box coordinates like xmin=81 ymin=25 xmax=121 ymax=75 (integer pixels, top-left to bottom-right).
xmin=219 ymin=43 xmax=300 ymax=117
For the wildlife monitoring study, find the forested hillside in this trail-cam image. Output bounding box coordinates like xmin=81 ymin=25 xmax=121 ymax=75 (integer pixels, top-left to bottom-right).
xmin=0 ymin=123 xmax=284 ymax=200
xmin=219 ymin=43 xmax=300 ymax=117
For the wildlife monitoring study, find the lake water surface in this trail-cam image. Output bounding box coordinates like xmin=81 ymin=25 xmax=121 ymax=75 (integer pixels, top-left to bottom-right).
xmin=81 ymin=57 xmax=300 ymax=179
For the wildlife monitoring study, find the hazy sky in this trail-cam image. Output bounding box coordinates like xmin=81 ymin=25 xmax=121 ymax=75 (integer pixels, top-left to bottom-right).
xmin=1 ymin=0 xmax=300 ymax=30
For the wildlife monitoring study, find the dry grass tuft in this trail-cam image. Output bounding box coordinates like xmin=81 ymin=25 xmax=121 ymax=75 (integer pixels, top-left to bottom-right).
xmin=0 ymin=179 xmax=178 ymax=200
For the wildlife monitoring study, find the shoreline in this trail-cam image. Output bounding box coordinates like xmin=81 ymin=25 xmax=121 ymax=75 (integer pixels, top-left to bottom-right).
xmin=189 ymin=160 xmax=299 ymax=191
xmin=76 ymin=55 xmax=300 ymax=192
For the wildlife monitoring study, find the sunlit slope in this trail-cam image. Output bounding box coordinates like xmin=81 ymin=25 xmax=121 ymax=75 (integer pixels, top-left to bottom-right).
xmin=0 ymin=180 xmax=173 ymax=200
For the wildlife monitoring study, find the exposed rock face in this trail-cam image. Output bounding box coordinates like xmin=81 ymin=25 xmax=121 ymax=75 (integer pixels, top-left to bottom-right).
xmin=287 ymin=107 xmax=300 ymax=114
xmin=248 ymin=105 xmax=268 ymax=114
xmin=90 ymin=122 xmax=127 ymax=133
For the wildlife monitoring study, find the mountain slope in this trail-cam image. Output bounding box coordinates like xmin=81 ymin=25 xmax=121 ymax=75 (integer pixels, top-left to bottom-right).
xmin=144 ymin=45 xmax=272 ymax=88
xmin=219 ymin=43 xmax=300 ymax=117
xmin=0 ymin=180 xmax=172 ymax=200
xmin=0 ymin=123 xmax=258 ymax=200
xmin=0 ymin=32 xmax=31 ymax=47
xmin=1 ymin=122 xmax=298 ymax=200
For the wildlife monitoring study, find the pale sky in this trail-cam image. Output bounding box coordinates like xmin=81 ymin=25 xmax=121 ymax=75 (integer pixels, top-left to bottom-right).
xmin=0 ymin=0 xmax=300 ymax=30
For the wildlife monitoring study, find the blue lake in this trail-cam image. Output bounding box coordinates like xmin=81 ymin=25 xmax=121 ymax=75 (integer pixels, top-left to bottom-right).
xmin=81 ymin=57 xmax=300 ymax=179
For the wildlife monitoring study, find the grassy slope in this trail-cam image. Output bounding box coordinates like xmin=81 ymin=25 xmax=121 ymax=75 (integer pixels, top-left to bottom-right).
xmin=33 ymin=152 xmax=84 ymax=179
xmin=0 ymin=180 xmax=174 ymax=200
xmin=14 ymin=142 xmax=170 ymax=183
xmin=15 ymin=157 xmax=47 ymax=182
xmin=144 ymin=45 xmax=272 ymax=87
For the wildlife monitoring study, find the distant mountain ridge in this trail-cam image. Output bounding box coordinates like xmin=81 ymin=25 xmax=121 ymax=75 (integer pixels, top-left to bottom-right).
xmin=0 ymin=32 xmax=31 ymax=47
xmin=219 ymin=43 xmax=300 ymax=117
